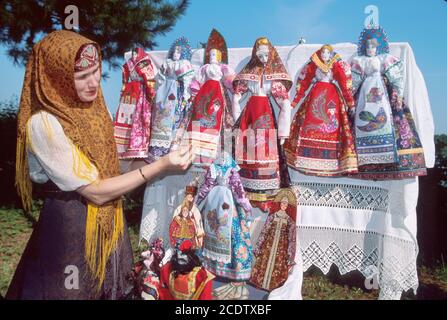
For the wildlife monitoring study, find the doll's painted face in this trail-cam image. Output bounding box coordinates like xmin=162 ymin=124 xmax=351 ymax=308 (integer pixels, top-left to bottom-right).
xmin=256 ymin=45 xmax=269 ymax=64
xmin=172 ymin=46 xmax=182 ymax=61
xmin=181 ymin=206 xmax=189 ymax=218
xmin=280 ymin=197 xmax=289 ymax=211
xmin=74 ymin=63 xmax=101 ymax=102
xmin=175 ymin=249 xmax=188 ymax=266
xmin=321 ymin=48 xmax=332 ymax=63
xmin=366 ymin=39 xmax=378 ymax=57
xmin=210 ymin=49 xmax=221 ymax=64
xmin=186 ymin=194 xmax=194 ymax=203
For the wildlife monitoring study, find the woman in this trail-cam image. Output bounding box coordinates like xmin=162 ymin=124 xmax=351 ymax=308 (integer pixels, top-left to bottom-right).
xmin=7 ymin=30 xmax=192 ymax=300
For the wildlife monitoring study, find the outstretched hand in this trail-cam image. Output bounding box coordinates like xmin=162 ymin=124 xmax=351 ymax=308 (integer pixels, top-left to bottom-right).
xmin=161 ymin=145 xmax=195 ymax=172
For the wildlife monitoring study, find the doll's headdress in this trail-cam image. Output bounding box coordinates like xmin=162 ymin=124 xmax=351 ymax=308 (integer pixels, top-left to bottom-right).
xmin=204 ymin=28 xmax=228 ymax=65
xmin=185 ymin=185 xmax=198 ymax=196
xmin=274 ymin=188 xmax=297 ymax=207
xmin=168 ymin=36 xmax=192 ymax=61
xmin=358 ymin=25 xmax=390 ymax=56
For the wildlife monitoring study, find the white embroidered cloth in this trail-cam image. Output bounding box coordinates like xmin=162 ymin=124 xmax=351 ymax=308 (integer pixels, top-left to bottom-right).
xmin=140 ymin=42 xmax=435 ymax=300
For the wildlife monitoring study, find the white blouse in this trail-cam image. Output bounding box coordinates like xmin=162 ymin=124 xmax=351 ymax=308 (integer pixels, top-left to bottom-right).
xmin=26 ymin=111 xmax=99 ymax=191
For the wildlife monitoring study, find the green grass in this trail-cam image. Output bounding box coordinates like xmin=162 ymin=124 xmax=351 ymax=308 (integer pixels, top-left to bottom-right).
xmin=1 ymin=206 xmax=447 ymax=300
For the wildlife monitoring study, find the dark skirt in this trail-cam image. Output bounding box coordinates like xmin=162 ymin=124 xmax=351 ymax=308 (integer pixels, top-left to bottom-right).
xmin=6 ymin=185 xmax=134 ymax=300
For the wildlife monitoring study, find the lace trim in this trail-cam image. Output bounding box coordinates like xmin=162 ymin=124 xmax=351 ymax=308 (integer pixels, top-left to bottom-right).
xmin=291 ymin=182 xmax=390 ymax=213
xmin=298 ymin=226 xmax=418 ymax=300
xmin=241 ymin=177 xmax=280 ymax=190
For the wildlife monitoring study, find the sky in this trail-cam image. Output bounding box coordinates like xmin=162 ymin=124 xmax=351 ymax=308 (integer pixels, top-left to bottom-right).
xmin=1 ymin=0 xmax=446 ymax=133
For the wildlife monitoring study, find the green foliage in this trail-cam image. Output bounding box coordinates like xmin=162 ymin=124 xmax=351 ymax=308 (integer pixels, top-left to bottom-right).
xmin=435 ymin=134 xmax=447 ymax=187
xmin=0 ymin=0 xmax=189 ymax=68
xmin=0 ymin=97 xmax=20 ymax=207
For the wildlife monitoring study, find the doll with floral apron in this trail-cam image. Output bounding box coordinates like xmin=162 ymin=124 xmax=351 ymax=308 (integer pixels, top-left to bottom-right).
xmin=233 ymin=37 xmax=293 ymax=207
xmin=284 ymin=45 xmax=358 ymax=176
xmin=350 ymin=26 xmax=426 ymax=179
xmin=114 ymin=48 xmax=156 ymax=159
xmin=185 ymin=29 xmax=236 ymax=168
xmin=196 ymin=152 xmax=253 ymax=300
xmin=147 ymin=37 xmax=195 ymax=162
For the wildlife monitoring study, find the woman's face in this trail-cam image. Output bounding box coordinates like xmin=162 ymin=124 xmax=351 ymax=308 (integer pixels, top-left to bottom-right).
xmin=321 ymin=48 xmax=331 ymax=63
xmin=74 ymin=63 xmax=101 ymax=102
xmin=256 ymin=45 xmax=269 ymax=64
xmin=172 ymin=46 xmax=182 ymax=61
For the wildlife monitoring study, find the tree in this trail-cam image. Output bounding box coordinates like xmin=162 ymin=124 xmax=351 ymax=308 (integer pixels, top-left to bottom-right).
xmin=0 ymin=0 xmax=189 ymax=68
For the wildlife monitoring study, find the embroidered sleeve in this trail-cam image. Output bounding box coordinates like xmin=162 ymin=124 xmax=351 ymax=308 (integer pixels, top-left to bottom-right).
xmin=136 ymin=59 xmax=157 ymax=99
xmin=26 ymin=111 xmax=98 ymax=191
xmin=196 ymin=169 xmax=217 ymax=205
xmin=179 ymin=60 xmax=196 ymax=101
xmin=350 ymin=56 xmax=364 ymax=96
xmin=292 ymin=62 xmax=316 ymax=107
xmin=229 ymin=169 xmax=252 ymax=214
xmin=333 ymin=60 xmax=355 ymax=108
xmin=382 ymin=54 xmax=405 ymax=107
xmin=233 ymin=79 xmax=249 ymax=95
xmin=221 ymin=65 xmax=236 ymax=91
xmin=287 ymin=216 xmax=297 ymax=267
xmin=271 ymin=81 xmax=289 ymax=101
xmin=121 ymin=65 xmax=129 ymax=91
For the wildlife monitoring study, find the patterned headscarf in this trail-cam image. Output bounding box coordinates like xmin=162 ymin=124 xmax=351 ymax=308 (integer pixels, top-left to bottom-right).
xmin=233 ymin=37 xmax=292 ymax=91
xmin=16 ymin=30 xmax=123 ymax=292
xmin=167 ymin=37 xmax=192 ymax=61
xmin=357 ymin=26 xmax=390 ymax=56
xmin=74 ymin=44 xmax=100 ymax=71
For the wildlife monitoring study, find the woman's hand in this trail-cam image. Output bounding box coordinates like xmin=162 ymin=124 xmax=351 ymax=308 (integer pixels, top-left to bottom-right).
xmin=160 ymin=145 xmax=194 ymax=172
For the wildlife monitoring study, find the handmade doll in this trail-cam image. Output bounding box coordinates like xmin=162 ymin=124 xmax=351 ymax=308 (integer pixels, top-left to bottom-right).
xmin=233 ymin=37 xmax=293 ymax=204
xmin=284 ymin=44 xmax=358 ymax=176
xmin=185 ymin=29 xmax=235 ymax=167
xmin=158 ymin=240 xmax=215 ymax=300
xmin=196 ymin=152 xmax=253 ymax=300
xmin=114 ymin=47 xmax=156 ymax=159
xmin=147 ymin=37 xmax=195 ymax=162
xmin=250 ymin=188 xmax=296 ymax=292
xmin=172 ymin=185 xmax=204 ymax=247
xmin=129 ymin=238 xmax=165 ymax=300
xmin=350 ymin=26 xmax=426 ymax=179
xmin=169 ymin=204 xmax=199 ymax=249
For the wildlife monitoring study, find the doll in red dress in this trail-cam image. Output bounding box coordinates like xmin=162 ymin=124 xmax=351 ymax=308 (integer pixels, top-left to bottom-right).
xmin=284 ymin=45 xmax=358 ymax=176
xmin=159 ymin=240 xmax=215 ymax=300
